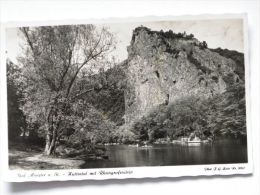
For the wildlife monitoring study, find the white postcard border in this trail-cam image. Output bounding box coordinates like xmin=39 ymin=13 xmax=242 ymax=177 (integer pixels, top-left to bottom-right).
xmin=0 ymin=14 xmax=253 ymax=182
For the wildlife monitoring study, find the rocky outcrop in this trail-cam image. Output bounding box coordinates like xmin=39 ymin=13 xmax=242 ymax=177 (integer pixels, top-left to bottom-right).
xmin=125 ymin=26 xmax=244 ymax=123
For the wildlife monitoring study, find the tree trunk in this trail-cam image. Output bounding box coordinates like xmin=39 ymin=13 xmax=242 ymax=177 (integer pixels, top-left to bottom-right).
xmin=44 ymin=126 xmax=57 ymax=156
xmin=49 ymin=127 xmax=57 ymax=155
xmin=44 ymin=105 xmax=61 ymax=156
xmin=44 ymin=131 xmax=51 ymax=155
xmin=45 ymin=138 xmax=56 ymax=156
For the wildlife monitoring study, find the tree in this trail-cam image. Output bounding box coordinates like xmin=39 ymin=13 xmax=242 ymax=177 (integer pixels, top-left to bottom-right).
xmin=7 ymin=59 xmax=26 ymax=140
xmin=18 ymin=25 xmax=115 ymax=155
xmin=199 ymin=41 xmax=208 ymax=49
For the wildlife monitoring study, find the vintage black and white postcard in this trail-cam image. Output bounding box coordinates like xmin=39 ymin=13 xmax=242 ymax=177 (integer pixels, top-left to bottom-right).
xmin=0 ymin=14 xmax=252 ymax=182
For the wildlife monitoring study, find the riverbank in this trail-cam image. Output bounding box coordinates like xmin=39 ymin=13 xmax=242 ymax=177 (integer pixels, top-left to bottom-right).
xmin=9 ymin=148 xmax=85 ymax=170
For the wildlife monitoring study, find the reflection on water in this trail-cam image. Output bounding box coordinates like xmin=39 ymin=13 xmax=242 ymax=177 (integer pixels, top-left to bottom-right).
xmin=81 ymin=139 xmax=247 ymax=169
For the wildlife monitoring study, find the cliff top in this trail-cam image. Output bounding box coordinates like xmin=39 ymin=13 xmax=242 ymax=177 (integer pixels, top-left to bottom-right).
xmin=131 ymin=26 xmax=198 ymax=44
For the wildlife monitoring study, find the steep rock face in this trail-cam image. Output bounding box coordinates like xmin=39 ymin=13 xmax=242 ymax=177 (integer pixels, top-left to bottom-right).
xmin=125 ymin=27 xmax=243 ymax=123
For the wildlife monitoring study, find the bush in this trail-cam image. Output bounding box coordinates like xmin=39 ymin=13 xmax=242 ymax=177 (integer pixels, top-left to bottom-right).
xmin=129 ymin=83 xmax=246 ymax=142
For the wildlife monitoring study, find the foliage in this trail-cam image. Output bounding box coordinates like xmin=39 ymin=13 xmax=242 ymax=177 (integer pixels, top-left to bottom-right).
xmin=7 ymin=60 xmax=26 ymax=140
xmin=199 ymin=41 xmax=208 ymax=49
xmin=80 ymin=63 xmax=127 ymax=126
xmin=67 ymin=103 xmax=117 ymax=145
xmin=207 ymin=84 xmax=246 ymax=138
xmin=109 ymin=124 xmax=137 ymax=144
xmin=17 ymin=24 xmax=115 ymax=155
xmin=210 ymin=47 xmax=244 ymax=80
xmin=130 ymin=83 xmax=246 ymax=142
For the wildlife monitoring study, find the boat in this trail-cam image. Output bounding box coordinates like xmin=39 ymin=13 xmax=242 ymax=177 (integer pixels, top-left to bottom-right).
xmin=185 ymin=136 xmax=211 ymax=144
xmin=128 ymin=144 xmax=139 ymax=147
xmin=140 ymin=144 xmax=152 ymax=148
xmin=172 ymin=140 xmax=182 ymax=144
xmin=185 ymin=140 xmax=203 ymax=143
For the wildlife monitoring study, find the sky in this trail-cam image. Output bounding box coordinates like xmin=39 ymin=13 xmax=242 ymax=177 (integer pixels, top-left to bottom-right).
xmin=6 ymin=19 xmax=244 ymax=64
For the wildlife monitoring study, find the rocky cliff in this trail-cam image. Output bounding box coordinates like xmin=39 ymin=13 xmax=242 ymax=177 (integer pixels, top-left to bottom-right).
xmin=125 ymin=26 xmax=244 ymax=124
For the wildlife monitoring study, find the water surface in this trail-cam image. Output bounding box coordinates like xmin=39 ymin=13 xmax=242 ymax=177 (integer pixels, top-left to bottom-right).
xmin=81 ymin=139 xmax=247 ymax=168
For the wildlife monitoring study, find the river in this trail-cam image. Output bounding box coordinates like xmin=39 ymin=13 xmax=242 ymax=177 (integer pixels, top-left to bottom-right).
xmin=80 ymin=139 xmax=247 ymax=168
